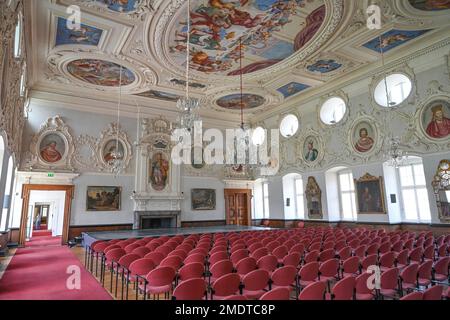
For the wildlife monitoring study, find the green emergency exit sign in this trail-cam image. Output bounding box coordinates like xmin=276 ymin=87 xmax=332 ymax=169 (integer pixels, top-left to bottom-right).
xmin=47 ymin=172 xmax=55 ymax=178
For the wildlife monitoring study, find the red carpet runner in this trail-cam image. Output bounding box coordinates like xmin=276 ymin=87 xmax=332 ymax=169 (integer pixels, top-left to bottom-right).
xmin=0 ymin=236 xmax=112 ymax=300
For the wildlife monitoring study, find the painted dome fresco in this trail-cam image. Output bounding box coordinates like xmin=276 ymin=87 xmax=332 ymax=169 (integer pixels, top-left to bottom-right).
xmin=167 ymin=0 xmax=327 ymax=76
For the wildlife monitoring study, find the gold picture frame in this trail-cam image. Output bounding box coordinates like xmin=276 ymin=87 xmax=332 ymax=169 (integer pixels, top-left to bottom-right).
xmin=355 ymin=173 xmax=387 ymax=214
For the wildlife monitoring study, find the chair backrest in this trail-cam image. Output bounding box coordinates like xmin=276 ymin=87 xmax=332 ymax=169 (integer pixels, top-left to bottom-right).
xmin=209 ymin=260 xmax=233 ymax=279
xmin=257 ymin=255 xmax=278 ymax=273
xmin=319 ymin=258 xmax=339 ymax=277
xmin=178 ymin=262 xmax=204 ymax=282
xmin=260 ymin=288 xmax=290 ymax=301
xmin=144 ymin=251 xmax=165 ymax=265
xmin=209 ymin=251 xmax=229 ymax=266
xmin=131 ymin=247 xmax=150 ymax=258
xmin=298 ymin=281 xmax=326 ymax=300
xmin=212 ymin=273 xmax=241 ymax=297
xmin=160 ymin=255 xmax=183 ymax=270
xmin=129 ymin=258 xmax=156 ymax=276
xmin=418 ymin=260 xmax=433 ymax=279
xmin=154 ymin=245 xmax=172 ymax=257
xmin=361 ymin=254 xmax=378 ymax=270
xmin=147 ymin=266 xmax=177 ymax=286
xmin=337 ymin=247 xmax=352 ymax=261
xmin=243 ymin=269 xmax=270 ymax=291
xmin=409 ymin=247 xmax=423 ymax=263
xmin=400 ymin=291 xmax=423 ymax=300
xmin=169 ymin=249 xmax=188 ymax=260
xmin=236 ymin=257 xmax=257 ymax=276
xmin=118 ymin=253 xmax=140 ymax=269
xmin=423 ymin=245 xmax=434 ymax=260
xmin=380 ymin=267 xmax=399 ymax=290
xmin=184 ymin=253 xmax=205 ymax=265
xmin=272 ymin=245 xmax=288 ymax=259
xmin=289 ymin=243 xmax=305 ymax=255
xmin=378 ymin=242 xmax=391 ymax=254
xmin=298 ymin=261 xmax=319 ymax=281
xmin=434 ymin=257 xmax=449 ymax=275
xmin=231 ymin=249 xmax=249 ymax=265
xmin=172 ymin=278 xmax=206 ymax=300
xmin=104 ymin=244 xmax=121 ymax=254
xmin=423 ymin=285 xmax=444 ymax=300
xmin=354 ymin=245 xmax=367 ymax=258
xmin=105 ymin=248 xmax=126 ymax=262
xmin=271 ymin=266 xmax=297 ymax=287
xmin=251 ymin=247 xmax=269 ymax=261
xmin=396 ymin=249 xmax=409 ymax=266
xmin=400 ymin=263 xmax=419 ymax=283
xmin=282 ymin=252 xmax=301 ymax=268
xmin=319 ymin=248 xmax=335 ymax=262
xmin=343 ymin=256 xmax=360 ymax=274
xmin=366 ymin=243 xmax=379 ymax=255
xmin=355 ymin=272 xmax=373 ymax=295
xmin=379 ymin=252 xmax=396 ymax=268
xmin=304 ymin=250 xmax=319 ymax=263
xmin=332 ymin=276 xmax=356 ymax=300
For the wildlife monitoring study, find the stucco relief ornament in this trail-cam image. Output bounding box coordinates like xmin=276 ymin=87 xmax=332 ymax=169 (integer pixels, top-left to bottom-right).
xmin=25 ymin=116 xmax=76 ymax=172
xmin=96 ymin=123 xmax=133 ymax=173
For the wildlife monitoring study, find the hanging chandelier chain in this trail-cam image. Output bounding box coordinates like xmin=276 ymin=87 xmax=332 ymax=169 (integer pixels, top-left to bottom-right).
xmin=239 ymin=37 xmax=244 ymax=129
xmin=185 ymin=0 xmax=191 ymax=101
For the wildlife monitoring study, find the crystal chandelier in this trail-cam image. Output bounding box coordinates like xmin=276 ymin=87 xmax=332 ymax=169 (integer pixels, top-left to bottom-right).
xmin=384 ymin=137 xmax=408 ymax=168
xmin=176 ymin=0 xmax=200 ymax=131
xmin=378 ymin=35 xmax=408 ymax=168
xmin=108 ymin=65 xmax=125 ymax=177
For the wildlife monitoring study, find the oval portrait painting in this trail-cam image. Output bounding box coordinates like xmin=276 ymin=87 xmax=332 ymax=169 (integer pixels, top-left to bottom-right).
xmin=39 ymin=133 xmax=66 ymax=164
xmin=421 ymin=99 xmax=450 ymax=140
xmin=303 ymin=136 xmax=320 ymax=163
xmin=352 ymin=121 xmax=376 ymax=154
xmin=149 ymin=152 xmax=170 ymax=191
xmin=102 ymin=140 xmax=125 ymax=165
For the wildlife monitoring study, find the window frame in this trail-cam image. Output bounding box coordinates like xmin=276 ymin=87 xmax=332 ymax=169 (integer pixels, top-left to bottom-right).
xmin=14 ymin=12 xmax=23 ymax=58
xmin=1 ymin=156 xmax=14 ymax=231
xmin=293 ymin=176 xmax=305 ymax=220
xmin=262 ymin=181 xmax=270 ymax=219
xmin=396 ymin=160 xmax=431 ymax=223
xmin=337 ymin=170 xmax=357 ymax=222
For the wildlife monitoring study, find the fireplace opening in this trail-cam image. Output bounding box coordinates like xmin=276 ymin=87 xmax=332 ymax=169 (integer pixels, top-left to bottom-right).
xmin=141 ymin=217 xmax=174 ymax=229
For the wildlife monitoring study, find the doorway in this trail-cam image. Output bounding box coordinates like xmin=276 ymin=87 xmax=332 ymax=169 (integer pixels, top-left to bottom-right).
xmin=224 ymin=189 xmax=252 ymax=226
xmin=19 ymin=185 xmax=74 ymax=246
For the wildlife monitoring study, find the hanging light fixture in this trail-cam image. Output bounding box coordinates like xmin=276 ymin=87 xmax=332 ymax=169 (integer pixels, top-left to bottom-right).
xmin=236 ymin=37 xmax=251 ymax=150
xmin=378 ymin=35 xmax=408 ymax=168
xmin=176 ymin=0 xmax=200 ymax=131
xmin=108 ymin=65 xmax=125 ymax=177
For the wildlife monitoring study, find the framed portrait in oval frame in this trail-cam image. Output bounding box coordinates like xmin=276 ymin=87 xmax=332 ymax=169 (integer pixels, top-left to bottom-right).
xmin=96 ymin=123 xmax=132 ymax=172
xmin=416 ymin=95 xmax=450 ymax=143
xmin=348 ymin=114 xmax=382 ymax=158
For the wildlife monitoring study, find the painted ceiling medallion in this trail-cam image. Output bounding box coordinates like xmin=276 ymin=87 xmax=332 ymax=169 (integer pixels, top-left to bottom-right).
xmin=67 ymin=59 xmax=136 ymax=87
xmin=408 ymin=0 xmax=450 ymax=11
xmin=168 ymin=0 xmax=326 ymax=76
xmin=56 ymin=17 xmax=103 ymax=47
xmin=307 ymin=59 xmax=342 ymax=74
xmin=90 ymin=0 xmax=142 ymax=13
xmin=216 ymin=93 xmax=265 ymax=110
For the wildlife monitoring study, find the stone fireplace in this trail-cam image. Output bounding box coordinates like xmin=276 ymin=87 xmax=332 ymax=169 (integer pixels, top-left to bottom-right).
xmin=134 ymin=210 xmax=180 ymax=229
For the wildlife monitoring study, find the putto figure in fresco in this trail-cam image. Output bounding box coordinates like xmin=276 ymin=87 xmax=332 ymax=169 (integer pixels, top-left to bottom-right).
xmin=355 ymin=128 xmax=374 ymax=153
xmin=426 ymin=104 xmax=450 ymax=139
xmin=40 ymin=141 xmax=62 ymax=163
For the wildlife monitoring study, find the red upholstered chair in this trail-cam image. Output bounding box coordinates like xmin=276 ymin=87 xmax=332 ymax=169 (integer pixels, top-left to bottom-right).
xmin=400 ymin=291 xmax=423 ymax=300
xmin=326 ymin=276 xmax=355 ymax=300
xmin=210 ymin=246 xmax=227 ymax=256
xmin=297 ymin=261 xmax=320 ymax=289
xmin=423 ymin=245 xmax=435 ymax=262
xmin=319 ymin=248 xmax=336 ymax=263
xmin=248 ymin=242 xmax=263 ymax=253
xmin=353 ymin=245 xmax=367 ymax=258
xmin=211 ymin=273 xmax=241 ymax=300
xmin=257 ymin=254 xmax=278 ymax=274
xmin=282 ymin=252 xmax=302 ymax=268
xmin=154 ymin=245 xmax=172 ymax=258
xmin=379 ymin=252 xmax=396 ymax=272
xmin=231 ymin=249 xmax=249 ymax=266
xmin=242 ymin=269 xmax=270 ymax=300
xmin=432 ymin=257 xmax=449 ymax=282
xmin=144 ymin=252 xmax=165 ymax=266
xmin=169 ymin=249 xmax=188 ymax=260
xmin=209 ymin=260 xmax=233 ymax=285
xmin=417 ymin=260 xmax=433 ymax=288
xmin=298 ymin=281 xmax=326 ymax=300
xmin=378 ymin=267 xmax=400 ymax=300
xmin=260 ymin=287 xmax=290 ymax=301
xmin=319 ymin=258 xmax=340 ymax=291
xmin=145 ymin=242 xmax=160 ymax=251
xmin=272 ymin=245 xmax=289 ymax=264
xmin=266 ymin=241 xmax=281 ymax=253
xmin=172 ymin=278 xmax=207 ymax=301
xmin=140 ymin=266 xmax=176 ymax=300
xmin=423 ymin=285 xmax=444 ymax=300
xmin=128 ymin=258 xmax=156 ymax=282
xmin=342 ymin=256 xmax=360 ymax=278
xmin=334 ymin=240 xmax=347 ymax=252
xmin=355 ymin=273 xmax=375 ymax=300
xmin=124 ymin=243 xmax=140 ymax=254
xmin=160 ymin=255 xmax=183 ymax=271
xmin=399 ymin=263 xmax=419 ymax=294
xmin=132 ymin=247 xmax=150 ymax=258
xmin=308 ymin=242 xmax=321 ymax=252
xmin=395 ymin=249 xmax=409 ymax=270
xmin=304 ymin=250 xmax=319 ymax=264
xmin=235 ymin=257 xmax=257 ymax=279
xmin=184 ymin=253 xmax=205 ymax=265
xmin=271 ymin=266 xmax=297 ymax=293
xmin=177 ymin=262 xmax=205 ymax=284
xmin=251 ymin=247 xmax=269 ymax=261
xmin=437 ymin=244 xmax=448 ymax=258
xmin=118 ymin=253 xmax=140 ymax=272
xmin=209 ymin=251 xmax=229 ymax=266
xmin=409 ymin=247 xmax=423 ymax=264
xmin=337 ymin=246 xmax=352 ymax=261
xmin=361 ymin=254 xmax=378 ymax=273
xmin=366 ymin=243 xmax=380 ymax=256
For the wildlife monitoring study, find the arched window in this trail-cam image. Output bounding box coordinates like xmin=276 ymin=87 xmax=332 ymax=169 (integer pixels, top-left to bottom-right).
xmin=279 ymin=114 xmax=299 ymax=138
xmin=320 ymin=97 xmax=347 ymax=125
xmin=283 ymin=173 xmax=305 ymax=220
xmin=1 ymin=156 xmax=14 ymax=231
xmin=14 ymin=12 xmax=23 ymax=58
xmin=397 ymin=157 xmax=431 ymax=222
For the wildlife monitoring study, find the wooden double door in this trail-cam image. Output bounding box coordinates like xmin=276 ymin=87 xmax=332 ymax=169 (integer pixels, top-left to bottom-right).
xmin=224 ymin=189 xmax=252 ymax=226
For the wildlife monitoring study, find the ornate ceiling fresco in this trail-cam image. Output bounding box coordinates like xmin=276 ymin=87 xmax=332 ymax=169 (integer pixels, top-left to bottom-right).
xmin=27 ymin=0 xmax=450 ymax=122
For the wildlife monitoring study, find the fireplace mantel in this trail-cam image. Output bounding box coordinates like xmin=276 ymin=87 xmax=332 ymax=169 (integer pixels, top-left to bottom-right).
xmin=133 ymin=211 xmax=180 ymax=229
